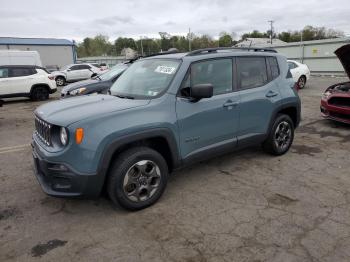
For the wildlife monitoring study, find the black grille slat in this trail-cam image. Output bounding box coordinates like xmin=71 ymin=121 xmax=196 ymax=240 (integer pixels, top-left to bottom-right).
xmin=328 ymin=97 xmax=350 ymax=107
xmin=35 ymin=116 xmax=52 ymax=146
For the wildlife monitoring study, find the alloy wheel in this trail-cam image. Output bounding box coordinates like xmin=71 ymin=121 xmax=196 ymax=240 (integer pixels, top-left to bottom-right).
xmin=274 ymin=121 xmax=292 ymax=151
xmin=123 ymin=160 xmax=162 ymax=202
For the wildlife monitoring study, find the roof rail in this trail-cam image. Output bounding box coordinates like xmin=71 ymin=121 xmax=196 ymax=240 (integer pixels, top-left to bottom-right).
xmin=186 ymin=47 xmax=277 ymax=56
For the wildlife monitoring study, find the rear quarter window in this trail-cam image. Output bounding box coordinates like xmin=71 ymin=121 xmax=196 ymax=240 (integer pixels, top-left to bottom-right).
xmin=267 ymin=57 xmax=280 ymax=79
xmin=0 ymin=68 xmax=9 ymax=78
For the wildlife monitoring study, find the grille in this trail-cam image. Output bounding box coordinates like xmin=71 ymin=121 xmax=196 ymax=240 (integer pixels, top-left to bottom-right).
xmin=34 ymin=116 xmax=52 ymax=146
xmin=328 ymin=97 xmax=350 ymax=107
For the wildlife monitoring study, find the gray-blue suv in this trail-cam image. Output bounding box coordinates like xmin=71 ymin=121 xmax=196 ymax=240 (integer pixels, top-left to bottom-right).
xmin=32 ymin=47 xmax=300 ymax=210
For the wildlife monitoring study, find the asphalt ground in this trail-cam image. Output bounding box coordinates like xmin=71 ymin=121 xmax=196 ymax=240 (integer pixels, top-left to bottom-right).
xmin=1 ymin=76 xmax=350 ymax=262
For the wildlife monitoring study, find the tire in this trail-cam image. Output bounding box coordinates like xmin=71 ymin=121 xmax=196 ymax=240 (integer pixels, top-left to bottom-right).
xmin=297 ymin=76 xmax=306 ymax=89
xmin=30 ymin=86 xmax=49 ymax=101
xmin=107 ymin=147 xmax=168 ymax=211
xmin=55 ymin=76 xmax=66 ymax=86
xmin=262 ymin=114 xmax=294 ymax=156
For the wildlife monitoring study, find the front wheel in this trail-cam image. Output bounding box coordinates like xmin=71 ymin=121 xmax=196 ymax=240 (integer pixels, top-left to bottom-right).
xmin=55 ymin=76 xmax=66 ymax=86
xmin=262 ymin=114 xmax=294 ymax=156
xmin=107 ymin=147 xmax=168 ymax=211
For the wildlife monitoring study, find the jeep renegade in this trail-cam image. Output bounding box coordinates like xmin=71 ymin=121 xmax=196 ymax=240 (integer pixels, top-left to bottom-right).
xmin=32 ymin=47 xmax=300 ymax=210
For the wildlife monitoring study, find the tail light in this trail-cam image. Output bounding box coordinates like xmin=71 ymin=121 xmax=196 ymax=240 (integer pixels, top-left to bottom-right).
xmin=48 ymin=75 xmax=55 ymax=80
xmin=293 ymin=82 xmax=299 ymax=92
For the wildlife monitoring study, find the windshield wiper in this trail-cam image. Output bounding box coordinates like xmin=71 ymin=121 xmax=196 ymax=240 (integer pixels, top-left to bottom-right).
xmin=115 ymin=94 xmax=135 ymax=99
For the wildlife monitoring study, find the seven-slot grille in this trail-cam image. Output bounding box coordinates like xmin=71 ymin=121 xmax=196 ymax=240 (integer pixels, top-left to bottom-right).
xmin=34 ymin=116 xmax=52 ymax=146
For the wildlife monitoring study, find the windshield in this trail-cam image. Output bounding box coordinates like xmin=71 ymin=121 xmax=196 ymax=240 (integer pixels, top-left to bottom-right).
xmin=99 ymin=64 xmax=128 ymax=81
xmin=60 ymin=65 xmax=70 ymax=71
xmin=110 ymin=59 xmax=180 ymax=98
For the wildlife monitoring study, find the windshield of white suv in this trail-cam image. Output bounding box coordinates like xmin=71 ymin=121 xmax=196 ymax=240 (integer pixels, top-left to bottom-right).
xmin=99 ymin=64 xmax=128 ymax=81
xmin=110 ymin=59 xmax=180 ymax=99
xmin=60 ymin=65 xmax=70 ymax=71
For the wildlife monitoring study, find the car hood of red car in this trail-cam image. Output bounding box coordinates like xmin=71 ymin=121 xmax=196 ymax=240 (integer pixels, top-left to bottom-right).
xmin=335 ymin=44 xmax=350 ymax=79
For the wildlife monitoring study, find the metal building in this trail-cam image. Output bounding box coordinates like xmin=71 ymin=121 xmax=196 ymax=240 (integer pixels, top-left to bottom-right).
xmin=0 ymin=37 xmax=76 ymax=68
xmin=268 ymin=37 xmax=350 ymax=75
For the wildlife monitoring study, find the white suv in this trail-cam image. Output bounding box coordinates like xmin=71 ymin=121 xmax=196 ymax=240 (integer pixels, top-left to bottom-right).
xmin=0 ymin=65 xmax=57 ymax=101
xmin=52 ymin=63 xmax=101 ymax=86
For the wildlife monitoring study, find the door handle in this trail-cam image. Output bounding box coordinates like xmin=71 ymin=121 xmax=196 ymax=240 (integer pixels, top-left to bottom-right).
xmin=223 ymin=100 xmax=239 ymax=108
xmin=266 ymin=90 xmax=278 ymax=98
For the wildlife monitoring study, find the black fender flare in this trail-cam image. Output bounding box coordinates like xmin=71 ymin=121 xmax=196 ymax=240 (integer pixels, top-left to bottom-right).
xmin=30 ymin=83 xmax=50 ymax=95
xmin=97 ymin=128 xmax=181 ymax=180
xmin=267 ymin=102 xmax=301 ymax=136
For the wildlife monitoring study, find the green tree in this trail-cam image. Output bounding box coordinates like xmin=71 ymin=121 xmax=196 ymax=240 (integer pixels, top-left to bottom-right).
xmin=219 ymin=32 xmax=233 ymax=47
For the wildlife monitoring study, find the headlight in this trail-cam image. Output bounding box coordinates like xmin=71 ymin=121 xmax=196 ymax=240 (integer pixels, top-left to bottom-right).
xmin=60 ymin=127 xmax=68 ymax=146
xmin=70 ymin=87 xmax=86 ymax=96
xmin=322 ymin=91 xmax=331 ymax=100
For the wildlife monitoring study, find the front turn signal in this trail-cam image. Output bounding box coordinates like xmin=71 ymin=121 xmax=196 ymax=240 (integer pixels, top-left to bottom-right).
xmin=75 ymin=128 xmax=84 ymax=144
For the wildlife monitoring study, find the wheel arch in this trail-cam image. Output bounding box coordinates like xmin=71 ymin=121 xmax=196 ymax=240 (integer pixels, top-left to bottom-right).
xmin=267 ymin=103 xmax=300 ymax=135
xmin=97 ymin=128 xmax=181 ymax=194
xmin=30 ymin=83 xmax=50 ymax=95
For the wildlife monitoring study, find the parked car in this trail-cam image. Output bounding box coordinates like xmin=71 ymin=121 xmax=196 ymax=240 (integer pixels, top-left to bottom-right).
xmin=61 ymin=63 xmax=129 ymax=98
xmin=0 ymin=65 xmax=56 ymax=101
xmin=0 ymin=50 xmax=42 ymax=66
xmin=52 ymin=63 xmax=101 ymax=87
xmin=32 ymin=47 xmax=300 ymax=210
xmin=288 ymin=60 xmax=310 ymax=89
xmin=45 ymin=65 xmax=59 ymax=73
xmin=321 ymin=44 xmax=350 ymax=124
xmin=91 ymin=63 xmax=109 ymax=71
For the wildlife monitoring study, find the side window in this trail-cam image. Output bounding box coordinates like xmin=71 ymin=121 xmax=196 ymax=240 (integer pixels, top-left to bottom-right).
xmin=0 ymin=68 xmax=9 ymax=78
xmin=70 ymin=65 xmax=81 ymax=71
xmin=190 ymin=59 xmax=233 ymax=95
xmin=80 ymin=65 xmax=91 ymax=70
xmin=288 ymin=62 xmax=297 ymax=70
xmin=268 ymin=57 xmax=280 ymax=80
xmin=237 ymin=57 xmax=268 ymax=89
xmin=9 ymin=68 xmax=35 ymax=77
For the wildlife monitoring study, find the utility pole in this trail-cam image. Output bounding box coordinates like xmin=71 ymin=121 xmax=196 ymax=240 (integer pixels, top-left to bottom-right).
xmin=188 ymin=28 xmax=192 ymax=51
xmin=140 ymin=37 xmax=144 ymax=56
xmin=268 ymin=20 xmax=274 ymax=44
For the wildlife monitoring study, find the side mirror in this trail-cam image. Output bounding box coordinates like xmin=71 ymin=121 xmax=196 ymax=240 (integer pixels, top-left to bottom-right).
xmin=67 ymin=69 xmax=71 ymax=72
xmin=191 ymin=83 xmax=213 ymax=101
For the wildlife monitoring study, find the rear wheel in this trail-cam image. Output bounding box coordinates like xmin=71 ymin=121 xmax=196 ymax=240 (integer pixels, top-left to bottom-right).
xmin=263 ymin=114 xmax=294 ymax=155
xmin=297 ymin=76 xmax=306 ymax=89
xmin=107 ymin=147 xmax=168 ymax=211
xmin=30 ymin=86 xmax=49 ymax=101
xmin=55 ymin=76 xmax=65 ymax=86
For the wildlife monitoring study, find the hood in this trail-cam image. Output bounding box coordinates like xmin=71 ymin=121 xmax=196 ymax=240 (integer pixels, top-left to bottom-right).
xmin=35 ymin=95 xmax=150 ymax=126
xmin=335 ymin=44 xmax=350 ymax=79
xmin=62 ymin=79 xmax=100 ymax=92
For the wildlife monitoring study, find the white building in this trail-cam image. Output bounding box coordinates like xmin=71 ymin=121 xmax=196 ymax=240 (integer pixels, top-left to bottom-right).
xmin=0 ymin=37 xmax=76 ymax=68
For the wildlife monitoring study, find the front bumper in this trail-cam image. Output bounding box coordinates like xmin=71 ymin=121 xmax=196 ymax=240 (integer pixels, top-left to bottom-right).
xmin=31 ymin=141 xmax=102 ymax=198
xmin=320 ymin=99 xmax=350 ymax=124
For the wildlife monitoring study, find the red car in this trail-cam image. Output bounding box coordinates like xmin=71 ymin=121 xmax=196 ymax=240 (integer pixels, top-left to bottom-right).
xmin=321 ymin=44 xmax=350 ymax=124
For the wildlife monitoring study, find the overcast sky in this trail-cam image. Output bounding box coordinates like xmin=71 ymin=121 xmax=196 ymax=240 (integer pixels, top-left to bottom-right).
xmin=1 ymin=0 xmax=349 ymax=42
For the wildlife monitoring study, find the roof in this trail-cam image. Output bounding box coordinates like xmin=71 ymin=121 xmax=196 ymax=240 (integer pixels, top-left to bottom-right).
xmin=0 ymin=37 xmax=74 ymax=46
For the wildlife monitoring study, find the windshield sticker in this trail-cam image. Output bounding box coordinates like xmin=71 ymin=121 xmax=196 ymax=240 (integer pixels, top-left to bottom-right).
xmin=154 ymin=66 xmax=176 ymax=74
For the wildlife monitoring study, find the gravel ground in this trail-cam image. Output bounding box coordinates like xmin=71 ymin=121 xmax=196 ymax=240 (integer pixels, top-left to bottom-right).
xmin=0 ymin=77 xmax=350 ymax=262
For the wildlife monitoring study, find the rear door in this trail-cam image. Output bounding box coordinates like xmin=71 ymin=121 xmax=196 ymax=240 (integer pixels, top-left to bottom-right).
xmin=176 ymin=58 xmax=240 ymax=160
xmin=6 ymin=67 xmax=36 ymax=94
xmin=79 ymin=64 xmax=93 ymax=79
xmin=236 ymin=56 xmax=281 ymax=143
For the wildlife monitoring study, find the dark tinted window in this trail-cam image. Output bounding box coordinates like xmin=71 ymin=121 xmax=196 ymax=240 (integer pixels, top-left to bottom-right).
xmin=237 ymin=57 xmax=268 ymax=89
xmin=288 ymin=62 xmax=297 ymax=70
xmin=268 ymin=57 xmax=280 ymax=79
xmin=191 ymin=59 xmax=233 ymax=95
xmin=0 ymin=68 xmax=9 ymax=78
xmin=80 ymin=64 xmax=91 ymax=70
xmin=9 ymin=68 xmax=35 ymax=77
xmin=70 ymin=65 xmax=81 ymax=71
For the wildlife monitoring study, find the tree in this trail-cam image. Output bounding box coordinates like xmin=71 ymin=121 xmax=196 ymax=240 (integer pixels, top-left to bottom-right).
xmin=219 ymin=32 xmax=233 ymax=47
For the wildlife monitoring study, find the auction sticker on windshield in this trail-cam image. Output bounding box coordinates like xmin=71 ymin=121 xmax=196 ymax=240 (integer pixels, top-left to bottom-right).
xmin=155 ymin=66 xmax=176 ymax=74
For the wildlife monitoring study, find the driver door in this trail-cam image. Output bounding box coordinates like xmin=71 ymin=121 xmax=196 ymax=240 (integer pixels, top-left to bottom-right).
xmin=176 ymin=58 xmax=240 ymax=161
